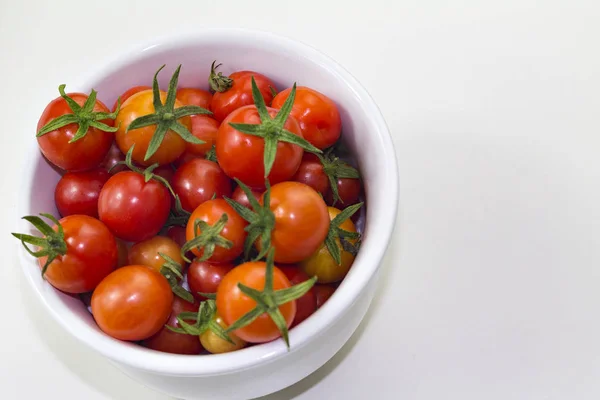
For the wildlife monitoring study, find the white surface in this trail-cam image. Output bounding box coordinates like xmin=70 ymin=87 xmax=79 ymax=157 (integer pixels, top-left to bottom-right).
xmin=1 ymin=0 xmax=600 ymax=399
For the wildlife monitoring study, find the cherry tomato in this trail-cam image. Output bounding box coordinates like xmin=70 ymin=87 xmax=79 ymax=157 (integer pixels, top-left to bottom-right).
xmin=217 ymin=261 xmax=295 ymax=343
xmin=292 ymin=153 xmax=329 ymax=198
xmin=100 ymin=142 xmax=127 ymax=175
xmin=326 ymin=177 xmax=361 ymax=206
xmin=272 ymin=86 xmax=341 ymax=150
xmin=37 ymin=93 xmax=114 ymax=171
xmin=216 ymin=105 xmax=303 ymax=188
xmin=142 ymin=296 xmax=203 ymax=355
xmin=172 ymin=159 xmax=232 ymax=213
xmin=115 ymin=90 xmax=191 ymax=166
xmin=98 ymin=171 xmax=172 ymax=242
xmin=91 ymin=265 xmax=173 ymax=341
xmin=211 ymin=71 xmax=276 ymax=122
xmin=200 ymin=314 xmax=246 ymax=354
xmin=176 ymin=88 xmax=212 ymax=110
xmin=257 ymin=182 xmax=329 ymax=264
xmin=166 ymin=225 xmax=194 ymax=262
xmin=300 ymin=207 xmax=358 ymax=283
xmin=314 ymin=284 xmax=336 ymax=309
xmin=153 ymin=164 xmax=176 ymax=184
xmin=231 ymin=185 xmax=263 ymax=209
xmin=278 ymin=266 xmax=317 ymax=327
xmin=54 ymin=168 xmax=110 ymax=218
xmin=112 ymin=85 xmax=151 ymax=112
xmin=176 ymin=88 xmax=218 ymax=157
xmin=185 ymin=199 xmax=247 ymax=263
xmin=187 ymin=261 xmax=234 ymax=300
xmin=17 ymin=215 xmax=117 ymax=294
xmin=128 ymin=236 xmax=184 ymax=273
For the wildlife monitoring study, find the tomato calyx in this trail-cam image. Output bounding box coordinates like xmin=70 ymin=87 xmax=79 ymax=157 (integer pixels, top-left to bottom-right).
xmin=159 ymin=253 xmax=194 ymax=303
xmin=12 ymin=213 xmax=68 ymax=276
xmin=180 ymin=214 xmax=233 ymax=263
xmin=324 ymin=203 xmax=364 ymax=264
xmin=113 ymin=145 xmax=178 ymax=195
xmin=37 ymin=85 xmax=121 ymax=142
xmin=224 ymin=248 xmax=317 ymax=348
xmin=165 ymin=195 xmax=192 ymax=228
xmin=228 ymin=77 xmax=322 ymax=177
xmin=318 ymin=148 xmax=360 ymax=206
xmin=126 ymin=65 xmax=212 ymax=161
xmin=225 ymin=179 xmax=275 ymax=261
xmin=208 ymin=61 xmax=233 ymax=93
xmin=205 ymin=144 xmax=217 ymax=163
xmin=167 ymin=299 xmax=234 ymax=344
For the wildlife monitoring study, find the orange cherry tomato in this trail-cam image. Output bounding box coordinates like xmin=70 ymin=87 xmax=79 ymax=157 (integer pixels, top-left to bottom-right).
xmin=128 ymin=236 xmax=184 ymax=272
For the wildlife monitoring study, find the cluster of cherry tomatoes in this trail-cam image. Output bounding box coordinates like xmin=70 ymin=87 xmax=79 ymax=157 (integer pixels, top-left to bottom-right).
xmin=13 ymin=61 xmax=364 ymax=355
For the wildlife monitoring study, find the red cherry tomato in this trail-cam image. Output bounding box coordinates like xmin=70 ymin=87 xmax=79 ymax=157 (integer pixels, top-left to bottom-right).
xmin=176 ymin=88 xmax=212 ymax=110
xmin=187 ymin=260 xmax=234 ymax=300
xmin=100 ymin=142 xmax=127 ymax=175
xmin=128 ymin=236 xmax=184 ymax=273
xmin=271 ymin=86 xmax=341 ymax=150
xmin=142 ymin=296 xmax=203 ymax=355
xmin=315 ymin=284 xmax=336 ymax=309
xmin=166 ymin=225 xmax=194 ymax=262
xmin=216 ymin=105 xmax=303 ymax=188
xmin=98 ymin=171 xmax=172 ymax=242
xmin=216 ymin=261 xmax=295 ymax=343
xmin=153 ymin=164 xmax=175 ymax=184
xmin=91 ymin=265 xmax=173 ymax=341
xmin=326 ymin=177 xmax=361 ymax=206
xmin=211 ymin=71 xmax=276 ymax=122
xmin=231 ymin=185 xmax=263 ymax=209
xmin=185 ymin=199 xmax=247 ymax=263
xmin=112 ymin=85 xmax=151 ymax=112
xmin=37 ymin=93 xmax=114 ymax=171
xmin=292 ymin=153 xmax=329 ymax=198
xmin=172 ymin=159 xmax=232 ymax=213
xmin=176 ymin=88 xmax=218 ymax=157
xmin=278 ymin=266 xmax=317 ymax=327
xmin=54 ymin=168 xmax=110 ymax=218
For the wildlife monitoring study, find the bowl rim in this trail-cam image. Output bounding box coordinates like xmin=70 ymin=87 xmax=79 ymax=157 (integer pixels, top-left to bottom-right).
xmin=17 ymin=27 xmax=399 ymax=376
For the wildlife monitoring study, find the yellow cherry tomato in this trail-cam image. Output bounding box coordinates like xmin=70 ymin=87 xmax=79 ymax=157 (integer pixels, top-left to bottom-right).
xmin=200 ymin=314 xmax=246 ymax=354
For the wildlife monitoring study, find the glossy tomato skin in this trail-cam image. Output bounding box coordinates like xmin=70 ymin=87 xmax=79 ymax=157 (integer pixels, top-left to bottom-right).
xmin=38 ymin=215 xmax=117 ymax=294
xmin=91 ymin=265 xmax=173 ymax=341
xmin=142 ymin=296 xmax=203 ymax=355
xmin=200 ymin=313 xmax=246 ymax=354
xmin=187 ymin=261 xmax=234 ymax=300
xmin=278 ymin=266 xmax=317 ymax=327
xmin=211 ymin=71 xmax=276 ymax=122
xmin=115 ymin=90 xmax=191 ymax=166
xmin=100 ymin=142 xmax=127 ymax=175
xmin=231 ymin=185 xmax=263 ymax=209
xmin=314 ymin=284 xmax=336 ymax=309
xmin=176 ymin=88 xmax=212 ymax=110
xmin=292 ymin=153 xmax=329 ymax=198
xmin=176 ymin=88 xmax=218 ymax=156
xmin=327 ymin=177 xmax=362 ymax=207
xmin=37 ymin=93 xmax=114 ymax=172
xmin=112 ymin=85 xmax=151 ymax=112
xmin=216 ymin=261 xmax=296 ymax=343
xmin=185 ymin=199 xmax=247 ymax=263
xmin=54 ymin=169 xmax=110 ymax=218
xmin=258 ymin=182 xmax=329 ymax=264
xmin=272 ymin=86 xmax=341 ymax=150
xmin=172 ymin=159 xmax=232 ymax=213
xmin=98 ymin=171 xmax=172 ymax=242
xmin=216 ymin=105 xmax=303 ymax=188
xmin=128 ymin=236 xmax=184 ymax=273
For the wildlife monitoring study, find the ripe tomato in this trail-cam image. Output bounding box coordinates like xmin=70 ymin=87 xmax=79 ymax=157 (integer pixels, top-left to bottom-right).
xmin=174 ymin=151 xmax=200 ymax=168
xmin=142 ymin=296 xmax=203 ymax=355
xmin=210 ymin=70 xmax=276 ymax=122
xmin=115 ymin=90 xmax=191 ymax=166
xmin=37 ymin=92 xmax=114 ymax=172
xmin=200 ymin=313 xmax=246 ymax=354
xmin=100 ymin=142 xmax=127 ymax=175
xmin=166 ymin=225 xmax=194 ymax=261
xmin=91 ymin=265 xmax=173 ymax=341
xmin=172 ymin=159 xmax=232 ymax=213
xmin=216 ymin=105 xmax=303 ymax=188
xmin=258 ymin=182 xmax=329 ymax=264
xmin=216 ymin=261 xmax=296 ymax=343
xmin=187 ymin=261 xmax=234 ymax=300
xmin=231 ymin=185 xmax=263 ymax=209
xmin=112 ymin=85 xmax=151 ymax=112
xmin=98 ymin=171 xmax=172 ymax=242
xmin=176 ymin=88 xmax=212 ymax=110
xmin=314 ymin=284 xmax=336 ymax=308
xmin=184 ymin=199 xmax=247 ymax=263
xmin=128 ymin=236 xmax=184 ymax=273
xmin=153 ymin=164 xmax=175 ymax=184
xmin=300 ymin=207 xmax=359 ymax=283
xmin=271 ymin=86 xmax=341 ymax=150
xmin=12 ymin=214 xmax=117 ymax=294
xmin=54 ymin=168 xmax=110 ymax=218
xmin=326 ymin=177 xmax=361 ymax=206
xmin=292 ymin=153 xmax=329 ymax=198
xmin=278 ymin=266 xmax=317 ymax=327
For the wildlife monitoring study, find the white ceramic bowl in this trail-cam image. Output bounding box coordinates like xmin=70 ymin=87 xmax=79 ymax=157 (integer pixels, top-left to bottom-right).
xmin=16 ymin=28 xmax=399 ymax=400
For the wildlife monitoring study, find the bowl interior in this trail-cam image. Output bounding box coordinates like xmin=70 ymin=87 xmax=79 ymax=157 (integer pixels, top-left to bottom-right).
xmin=19 ymin=30 xmax=398 ymax=376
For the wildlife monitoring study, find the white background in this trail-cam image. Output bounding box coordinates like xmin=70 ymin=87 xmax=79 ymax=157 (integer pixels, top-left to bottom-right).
xmin=1 ymin=1 xmax=600 ymax=399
